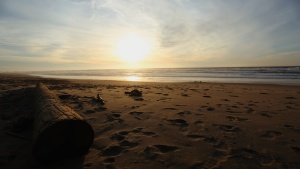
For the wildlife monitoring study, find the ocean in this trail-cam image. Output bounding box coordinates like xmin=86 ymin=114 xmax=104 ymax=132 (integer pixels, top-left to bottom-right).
xmin=27 ymin=66 xmax=300 ymax=85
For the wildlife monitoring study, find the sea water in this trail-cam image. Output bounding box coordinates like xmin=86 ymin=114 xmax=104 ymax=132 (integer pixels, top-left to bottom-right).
xmin=27 ymin=66 xmax=300 ymax=85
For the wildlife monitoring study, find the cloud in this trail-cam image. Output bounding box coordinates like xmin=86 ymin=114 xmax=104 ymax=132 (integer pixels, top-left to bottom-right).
xmin=0 ymin=0 xmax=300 ymax=71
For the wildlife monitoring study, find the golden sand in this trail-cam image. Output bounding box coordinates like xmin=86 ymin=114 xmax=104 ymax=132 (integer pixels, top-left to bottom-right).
xmin=0 ymin=73 xmax=300 ymax=169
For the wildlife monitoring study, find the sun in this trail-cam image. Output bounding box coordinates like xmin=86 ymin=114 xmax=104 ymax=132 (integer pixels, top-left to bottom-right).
xmin=116 ymin=33 xmax=151 ymax=63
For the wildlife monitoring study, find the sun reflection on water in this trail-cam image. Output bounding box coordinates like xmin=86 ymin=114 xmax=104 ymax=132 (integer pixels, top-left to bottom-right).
xmin=126 ymin=76 xmax=140 ymax=81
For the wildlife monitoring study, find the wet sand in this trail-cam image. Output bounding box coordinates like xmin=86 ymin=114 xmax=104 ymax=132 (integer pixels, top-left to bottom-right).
xmin=0 ymin=73 xmax=300 ymax=169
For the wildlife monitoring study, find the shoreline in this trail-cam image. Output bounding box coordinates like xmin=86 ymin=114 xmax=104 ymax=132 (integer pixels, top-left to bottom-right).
xmin=9 ymin=72 xmax=300 ymax=86
xmin=4 ymin=65 xmax=300 ymax=86
xmin=1 ymin=73 xmax=300 ymax=168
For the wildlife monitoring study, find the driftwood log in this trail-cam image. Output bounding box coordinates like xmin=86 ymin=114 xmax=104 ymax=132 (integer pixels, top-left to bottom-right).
xmin=33 ymin=83 xmax=94 ymax=164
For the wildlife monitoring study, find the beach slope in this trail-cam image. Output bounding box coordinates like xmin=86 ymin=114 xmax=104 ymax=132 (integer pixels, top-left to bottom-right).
xmin=0 ymin=73 xmax=300 ymax=169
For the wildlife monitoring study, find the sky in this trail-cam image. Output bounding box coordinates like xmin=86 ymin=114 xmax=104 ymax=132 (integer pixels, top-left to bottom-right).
xmin=0 ymin=0 xmax=300 ymax=71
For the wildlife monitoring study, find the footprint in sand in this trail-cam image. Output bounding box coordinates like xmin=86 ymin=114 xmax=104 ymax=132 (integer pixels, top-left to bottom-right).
xmin=187 ymin=134 xmax=203 ymax=139
xmin=129 ymin=111 xmax=143 ymax=115
xmin=226 ymin=109 xmax=240 ymax=114
xmin=259 ymin=112 xmax=272 ymax=118
xmin=213 ymin=141 xmax=228 ymax=151
xmin=153 ymin=145 xmax=180 ymax=153
xmin=110 ymin=133 xmax=125 ymax=141
xmin=226 ymin=116 xmax=248 ymax=122
xmin=202 ymin=136 xmax=218 ymax=144
xmin=106 ymin=134 xmax=141 ymax=155
xmin=286 ymin=105 xmax=294 ymax=109
xmin=191 ymin=158 xmax=219 ymax=169
xmin=283 ymin=124 xmax=300 ymax=131
xmin=248 ymin=104 xmax=256 ymax=108
xmin=291 ymin=146 xmax=300 ymax=155
xmin=227 ymin=148 xmax=274 ymax=167
xmin=131 ymin=127 xmax=143 ymax=133
xmin=142 ymin=131 xmax=157 ymax=136
xmin=181 ymin=93 xmax=189 ymax=97
xmin=163 ymin=107 xmax=178 ymax=110
xmin=84 ymin=109 xmax=96 ymax=114
xmin=58 ymin=94 xmax=72 ymax=100
xmin=119 ymin=139 xmax=139 ymax=148
xmin=175 ymin=104 xmax=187 ymax=107
xmin=213 ymin=149 xmax=228 ymax=158
xmin=118 ymin=131 xmax=129 ymax=135
xmin=100 ymin=145 xmax=124 ymax=156
xmin=194 ymin=120 xmax=203 ymax=125
xmin=286 ymin=101 xmax=296 ymax=105
xmin=143 ymin=145 xmax=180 ymax=159
xmin=167 ymin=119 xmax=188 ymax=128
xmin=203 ymin=95 xmax=212 ymax=98
xmin=285 ymin=97 xmax=297 ymax=100
xmin=111 ymin=113 xmax=121 ymax=118
xmin=246 ymin=108 xmax=255 ymax=113
xmin=142 ymin=146 xmax=158 ymax=159
xmin=129 ymin=111 xmax=151 ymax=120
xmin=119 ymin=128 xmax=157 ymax=137
xmin=207 ymin=107 xmax=215 ymax=111
xmin=106 ymin=114 xmax=124 ymax=123
xmin=213 ymin=124 xmax=241 ymax=132
xmin=216 ymin=104 xmax=222 ymax=107
xmin=261 ymin=130 xmax=282 ymax=139
xmin=177 ymin=110 xmax=192 ymax=116
xmin=236 ymin=102 xmax=244 ymax=105
xmin=104 ymin=157 xmax=115 ymax=163
xmin=187 ymin=134 xmax=217 ymax=144
xmin=94 ymin=106 xmax=108 ymax=111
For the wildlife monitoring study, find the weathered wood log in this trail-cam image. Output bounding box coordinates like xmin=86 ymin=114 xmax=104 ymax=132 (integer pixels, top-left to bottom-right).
xmin=33 ymin=83 xmax=94 ymax=164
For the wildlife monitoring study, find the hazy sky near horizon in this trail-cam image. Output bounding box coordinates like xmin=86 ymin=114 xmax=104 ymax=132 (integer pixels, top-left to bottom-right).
xmin=0 ymin=0 xmax=300 ymax=71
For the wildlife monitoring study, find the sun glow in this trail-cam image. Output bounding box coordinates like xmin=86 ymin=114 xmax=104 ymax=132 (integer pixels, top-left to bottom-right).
xmin=116 ymin=33 xmax=151 ymax=63
xmin=126 ymin=76 xmax=140 ymax=81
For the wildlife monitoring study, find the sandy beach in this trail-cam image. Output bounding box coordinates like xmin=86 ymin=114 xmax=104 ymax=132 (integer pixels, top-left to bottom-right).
xmin=0 ymin=73 xmax=300 ymax=169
